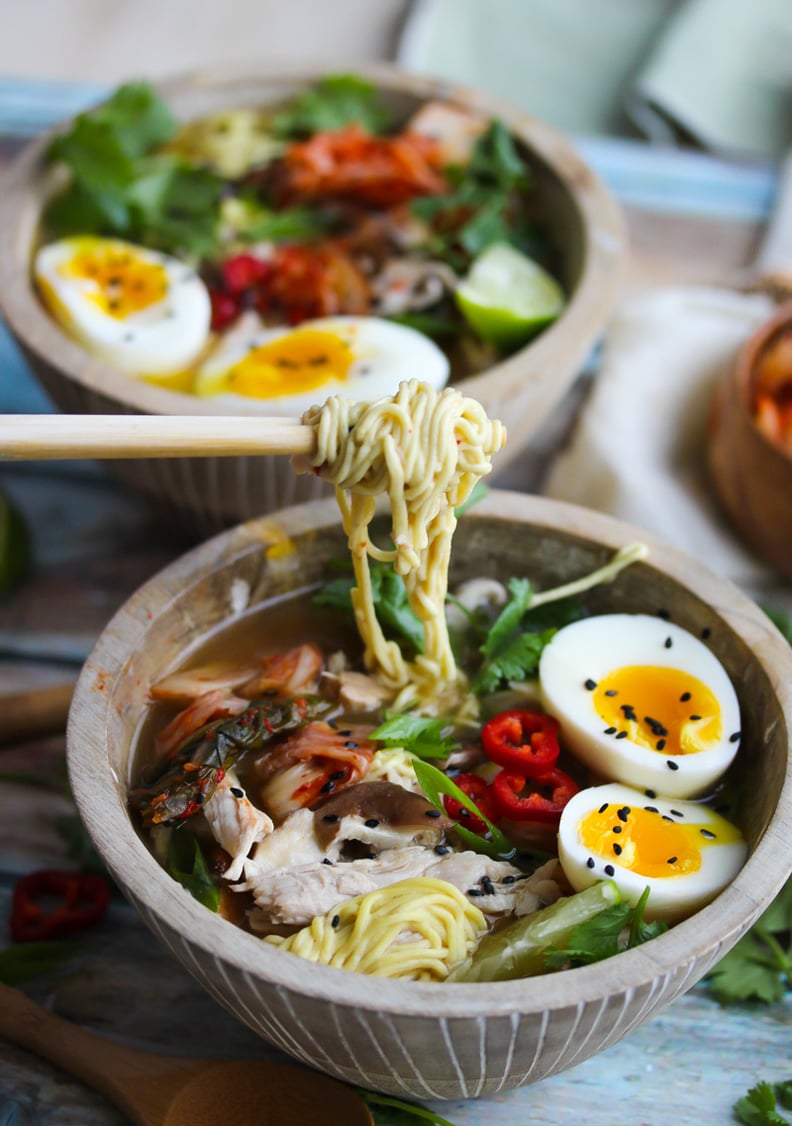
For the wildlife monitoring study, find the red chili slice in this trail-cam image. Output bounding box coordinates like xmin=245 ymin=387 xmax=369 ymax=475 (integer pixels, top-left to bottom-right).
xmin=9 ymin=870 xmax=111 ymax=942
xmin=481 ymin=709 xmax=561 ymax=777
xmin=490 ymin=767 xmax=579 ymax=826
xmin=442 ymin=772 xmax=496 ymax=835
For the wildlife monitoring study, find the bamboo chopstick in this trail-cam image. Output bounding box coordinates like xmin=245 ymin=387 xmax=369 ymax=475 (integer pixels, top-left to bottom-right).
xmin=0 ymin=414 xmax=316 ymax=460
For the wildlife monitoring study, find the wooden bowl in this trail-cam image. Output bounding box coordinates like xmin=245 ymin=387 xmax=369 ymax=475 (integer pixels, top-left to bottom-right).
xmin=66 ymin=490 xmax=792 ymax=1100
xmin=708 ymin=300 xmax=792 ymax=580
xmin=0 ymin=63 xmax=626 ymax=533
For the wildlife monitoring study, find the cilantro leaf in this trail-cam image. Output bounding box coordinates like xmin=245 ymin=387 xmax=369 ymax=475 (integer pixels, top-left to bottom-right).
xmin=313 ymin=564 xmax=424 ymax=654
xmin=372 ymin=713 xmax=459 ymax=760
xmin=167 ymin=830 xmax=220 ymax=912
xmin=777 ymin=1083 xmax=792 ymax=1112
xmin=361 ymin=1090 xmax=457 ymax=1125
xmin=474 ymin=628 xmax=554 ymax=694
xmin=734 ymin=1081 xmax=791 ymax=1126
xmin=707 ymin=878 xmax=792 ymax=1005
xmin=544 ymin=887 xmax=667 ymax=969
xmin=271 ymin=74 xmax=391 ymax=138
xmin=412 ymin=759 xmax=514 ymax=859
xmin=480 ymin=577 xmax=533 ymax=658
xmin=70 ymin=81 xmax=176 ymax=159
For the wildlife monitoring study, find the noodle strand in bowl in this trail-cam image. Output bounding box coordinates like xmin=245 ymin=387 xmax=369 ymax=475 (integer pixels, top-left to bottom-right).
xmin=266 ymin=877 xmax=488 ymax=981
xmin=297 ymin=379 xmax=506 ymax=714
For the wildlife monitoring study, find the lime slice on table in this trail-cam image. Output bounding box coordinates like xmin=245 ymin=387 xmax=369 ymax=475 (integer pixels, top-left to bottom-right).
xmin=455 ymin=242 xmax=565 ymax=350
xmin=0 ymin=490 xmax=32 ymax=596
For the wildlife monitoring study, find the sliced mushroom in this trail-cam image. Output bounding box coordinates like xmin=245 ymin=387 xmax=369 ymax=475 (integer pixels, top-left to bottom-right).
xmin=313 ymin=780 xmax=453 ymax=851
xmin=371 ymin=258 xmax=458 ymax=315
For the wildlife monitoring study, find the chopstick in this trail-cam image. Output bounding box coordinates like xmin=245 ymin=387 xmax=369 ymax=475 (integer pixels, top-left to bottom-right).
xmin=0 ymin=681 xmax=76 ymax=747
xmin=0 ymin=414 xmax=316 ymax=460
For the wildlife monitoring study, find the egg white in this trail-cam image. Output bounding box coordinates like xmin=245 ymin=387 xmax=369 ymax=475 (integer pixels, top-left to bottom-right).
xmin=558 ymin=782 xmax=747 ymax=922
xmin=539 ymin=614 xmax=741 ymax=799
xmin=194 ymin=315 xmax=450 ymax=415
xmin=34 ymin=236 xmax=211 ymax=378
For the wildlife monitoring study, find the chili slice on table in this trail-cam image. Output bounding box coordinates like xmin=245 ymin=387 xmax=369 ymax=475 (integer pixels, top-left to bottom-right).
xmin=481 ymin=709 xmax=561 ymax=777
xmin=443 ymin=772 xmax=496 ymax=835
xmin=9 ymin=870 xmax=111 ymax=942
xmin=491 ymin=767 xmax=579 ymax=825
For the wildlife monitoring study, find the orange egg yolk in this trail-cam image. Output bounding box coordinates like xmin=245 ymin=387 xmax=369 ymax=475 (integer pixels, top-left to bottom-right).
xmin=226 ymin=329 xmax=355 ymax=399
xmin=61 ymin=245 xmax=168 ymax=318
xmin=577 ymin=802 xmax=740 ymax=878
xmin=593 ymin=666 xmax=721 ymax=756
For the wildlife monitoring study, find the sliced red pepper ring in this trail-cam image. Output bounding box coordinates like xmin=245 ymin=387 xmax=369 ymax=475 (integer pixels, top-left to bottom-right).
xmin=9 ymin=870 xmax=111 ymax=943
xmin=443 ymin=772 xmax=496 ymax=835
xmin=490 ymin=767 xmax=579 ymax=825
xmin=481 ymin=709 xmax=561 ymax=777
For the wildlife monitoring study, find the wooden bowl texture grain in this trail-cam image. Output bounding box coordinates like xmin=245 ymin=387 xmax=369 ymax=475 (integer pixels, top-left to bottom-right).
xmin=708 ymin=300 xmax=792 ymax=581
xmin=66 ymin=491 xmax=792 ymax=1101
xmin=0 ymin=62 xmax=626 ymax=533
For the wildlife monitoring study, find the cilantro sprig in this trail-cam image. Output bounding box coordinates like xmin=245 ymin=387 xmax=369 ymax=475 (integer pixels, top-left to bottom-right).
xmin=471 ymin=577 xmax=556 ymax=694
xmin=271 ymin=74 xmax=392 ymax=138
xmin=371 ymin=714 xmax=459 ymax=760
xmin=734 ymin=1079 xmax=792 ymax=1126
xmin=44 ymin=81 xmax=225 ymax=258
xmin=544 ymin=887 xmax=668 ymax=968
xmin=707 ymin=878 xmax=792 ymax=1004
xmin=313 ymin=563 xmax=424 ymax=654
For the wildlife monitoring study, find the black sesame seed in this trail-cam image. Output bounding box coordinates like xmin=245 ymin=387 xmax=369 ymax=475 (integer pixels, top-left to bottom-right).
xmin=434 ymin=845 xmax=450 ymax=855
xmin=615 ymin=731 xmax=628 ymax=740
xmin=345 ymin=741 xmax=359 ymax=749
xmin=605 ymin=689 xmax=618 ymax=697
xmin=644 ymin=806 xmax=659 ymax=814
xmin=322 ymin=814 xmax=340 ymax=823
xmin=331 ymin=914 xmax=340 ymax=928
xmin=664 ymin=637 xmax=673 ymax=649
xmin=468 ymin=888 xmax=484 ymax=897
xmin=666 ymin=760 xmax=679 ymax=771
xmin=700 ymin=829 xmax=716 ymax=839
xmin=662 ymin=815 xmax=674 ymax=822
xmin=195 ymin=793 xmax=205 ymax=804
xmin=645 ymin=789 xmax=657 ymax=799
xmin=481 ymin=876 xmax=495 ymax=896
xmin=330 ymin=770 xmax=346 ymax=781
xmin=319 ymin=780 xmax=335 ymax=794
xmin=598 ymin=803 xmax=609 ymax=813
xmin=604 ymin=864 xmax=615 ymax=876
xmin=230 ymin=786 xmax=244 ymax=798
xmin=657 ymin=609 xmax=671 ymax=620
xmin=613 ymin=843 xmax=623 ymax=856
xmin=656 ymin=739 xmax=666 ymax=751
xmin=667 ymin=856 xmax=678 ymax=865
xmin=670 ymin=809 xmax=683 ymax=818
xmin=364 ymin=818 xmax=379 ymax=828
xmin=701 ymin=628 xmax=711 ymax=639
xmin=612 ymin=825 xmax=622 ymax=833
xmin=680 ymin=692 xmax=692 ymax=702
xmin=604 ymin=727 xmax=617 ymax=735
xmin=584 ymin=678 xmax=597 ymax=690
xmin=503 ymin=875 xmax=516 ymax=884
xmin=425 ymin=809 xmax=442 ymax=818
xmin=337 ymin=730 xmax=353 ymax=737
xmin=689 ymin=715 xmax=701 ymax=722
xmin=621 ymin=704 xmax=636 ymax=719
xmin=617 ymin=807 xmax=630 ymax=822
xmin=322 ymin=858 xmax=334 ymax=865
xmin=586 ymin=858 xmax=596 ymax=869
xmin=729 ymin=731 xmax=741 ymax=743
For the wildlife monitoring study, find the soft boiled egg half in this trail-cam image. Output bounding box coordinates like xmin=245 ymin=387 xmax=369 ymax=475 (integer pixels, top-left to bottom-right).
xmin=539 ymin=614 xmax=741 ymax=799
xmin=558 ymin=782 xmax=747 ymax=921
xmin=194 ymin=315 xmax=450 ymax=414
xmin=34 ymin=236 xmax=211 ymax=378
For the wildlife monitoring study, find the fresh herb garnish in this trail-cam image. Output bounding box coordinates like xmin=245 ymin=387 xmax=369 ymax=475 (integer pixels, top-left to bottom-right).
xmin=239 ymin=204 xmax=332 ymax=243
xmin=707 ymin=877 xmax=792 ymax=1004
xmin=313 ymin=563 xmax=424 ymax=654
xmin=454 ymin=480 xmax=489 ymax=518
xmin=734 ymin=1079 xmax=792 ymax=1125
xmin=44 ymin=81 xmax=225 ymax=257
xmin=472 ymin=577 xmax=556 ymax=693
xmin=763 ymin=606 xmax=792 ymax=646
xmin=271 ymin=74 xmax=391 ymax=139
xmin=361 ymin=1090 xmax=457 ymax=1126
xmin=372 ymin=714 xmax=459 ymax=760
xmin=543 ymin=887 xmax=668 ymax=968
xmin=413 ymin=759 xmax=514 ymax=859
xmin=167 ymin=829 xmax=220 ymax=912
xmin=0 ymin=940 xmax=83 ymax=986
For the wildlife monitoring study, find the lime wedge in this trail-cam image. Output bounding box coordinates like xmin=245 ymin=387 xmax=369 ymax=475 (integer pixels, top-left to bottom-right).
xmin=0 ymin=490 xmax=32 ymax=596
xmin=455 ymin=242 xmax=565 ymax=350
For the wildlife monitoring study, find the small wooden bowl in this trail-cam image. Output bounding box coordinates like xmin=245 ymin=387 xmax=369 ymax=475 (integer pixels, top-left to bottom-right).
xmin=708 ymin=301 xmax=792 ymax=580
xmin=0 ymin=62 xmax=626 ymax=533
xmin=66 ymin=491 xmax=792 ymax=1100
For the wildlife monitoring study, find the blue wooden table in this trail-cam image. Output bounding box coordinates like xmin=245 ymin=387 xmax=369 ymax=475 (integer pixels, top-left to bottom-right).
xmin=0 ymin=79 xmax=790 ymax=1126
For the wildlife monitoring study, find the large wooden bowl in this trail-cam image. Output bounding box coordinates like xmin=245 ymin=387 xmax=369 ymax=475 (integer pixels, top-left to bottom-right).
xmin=0 ymin=63 xmax=626 ymax=532
xmin=66 ymin=491 xmax=792 ymax=1100
xmin=708 ymin=300 xmax=792 ymax=580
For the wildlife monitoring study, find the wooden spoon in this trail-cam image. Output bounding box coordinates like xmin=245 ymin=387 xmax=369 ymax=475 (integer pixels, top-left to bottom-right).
xmin=0 ymin=983 xmax=373 ymax=1126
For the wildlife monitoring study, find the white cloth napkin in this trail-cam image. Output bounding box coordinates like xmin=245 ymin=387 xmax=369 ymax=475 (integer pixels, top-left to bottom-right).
xmin=540 ymin=285 xmax=791 ymax=604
